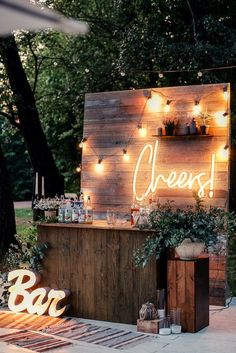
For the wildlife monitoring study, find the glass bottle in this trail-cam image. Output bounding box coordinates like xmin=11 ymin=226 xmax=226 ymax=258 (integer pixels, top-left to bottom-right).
xmin=85 ymin=196 xmax=93 ymax=224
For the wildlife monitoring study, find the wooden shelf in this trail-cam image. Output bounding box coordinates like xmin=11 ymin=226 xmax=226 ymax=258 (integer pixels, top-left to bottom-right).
xmin=152 ymin=134 xmax=213 ymax=140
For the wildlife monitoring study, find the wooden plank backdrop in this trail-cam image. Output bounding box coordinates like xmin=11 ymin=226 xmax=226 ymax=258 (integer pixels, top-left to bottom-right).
xmin=81 ymin=83 xmax=230 ymax=217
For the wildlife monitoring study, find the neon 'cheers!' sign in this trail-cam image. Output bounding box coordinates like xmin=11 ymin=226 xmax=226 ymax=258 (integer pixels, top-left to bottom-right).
xmin=133 ymin=141 xmax=215 ymax=201
xmin=8 ymin=269 xmax=70 ymax=317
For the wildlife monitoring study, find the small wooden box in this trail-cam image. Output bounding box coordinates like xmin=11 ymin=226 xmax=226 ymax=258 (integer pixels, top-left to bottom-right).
xmin=137 ymin=319 xmax=161 ymax=334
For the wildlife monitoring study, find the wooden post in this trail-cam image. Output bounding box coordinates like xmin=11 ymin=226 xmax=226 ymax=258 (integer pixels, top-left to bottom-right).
xmin=167 ymin=258 xmax=209 ymax=333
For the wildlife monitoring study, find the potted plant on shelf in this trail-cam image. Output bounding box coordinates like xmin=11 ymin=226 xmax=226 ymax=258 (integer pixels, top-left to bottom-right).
xmin=163 ymin=118 xmax=177 ymax=136
xmin=199 ymin=111 xmax=212 ymax=135
xmin=133 ymin=196 xmax=236 ymax=267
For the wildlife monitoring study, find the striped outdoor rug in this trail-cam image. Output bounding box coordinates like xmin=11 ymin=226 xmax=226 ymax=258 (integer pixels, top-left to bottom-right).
xmin=0 ymin=311 xmax=154 ymax=350
xmin=42 ymin=321 xmax=153 ymax=349
xmin=0 ymin=310 xmax=71 ymax=330
xmin=0 ymin=330 xmax=72 ymax=352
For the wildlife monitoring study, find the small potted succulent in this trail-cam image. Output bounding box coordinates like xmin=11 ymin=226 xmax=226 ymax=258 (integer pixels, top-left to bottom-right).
xmin=199 ymin=111 xmax=212 ymax=135
xmin=163 ymin=118 xmax=177 ymax=136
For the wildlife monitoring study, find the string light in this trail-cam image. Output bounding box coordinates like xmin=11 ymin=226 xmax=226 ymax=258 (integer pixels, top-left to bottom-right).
xmin=81 ymin=86 xmax=229 ymax=171
xmin=79 ymin=137 xmax=87 ymax=149
xmin=123 ymin=149 xmax=130 ymax=162
xmin=164 ymin=100 xmax=171 ymax=113
xmin=95 ymin=158 xmax=104 ymax=173
xmin=193 ymin=100 xmax=201 ymax=115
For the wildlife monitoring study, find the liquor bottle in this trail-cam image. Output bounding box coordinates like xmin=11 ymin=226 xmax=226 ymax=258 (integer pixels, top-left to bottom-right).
xmin=85 ymin=196 xmax=93 ymax=224
xmin=130 ymin=196 xmax=140 ymax=226
xmin=58 ymin=201 xmax=65 ymax=223
xmin=72 ymin=203 xmax=79 ymax=223
xmin=64 ymin=201 xmax=72 ymax=223
xmin=78 ymin=206 xmax=85 ymax=224
xmin=79 ymin=191 xmax=84 ymax=208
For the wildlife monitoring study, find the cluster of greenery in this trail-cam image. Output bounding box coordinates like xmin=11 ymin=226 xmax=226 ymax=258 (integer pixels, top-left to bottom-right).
xmin=134 ymin=199 xmax=236 ymax=269
xmin=2 ymin=225 xmax=48 ymax=272
xmin=0 ymin=222 xmax=48 ymax=306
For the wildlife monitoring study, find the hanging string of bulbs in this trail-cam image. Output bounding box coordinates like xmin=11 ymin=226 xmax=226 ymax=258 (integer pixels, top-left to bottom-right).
xmin=77 ymin=85 xmax=229 ymax=173
xmin=134 ymin=64 xmax=236 ymax=79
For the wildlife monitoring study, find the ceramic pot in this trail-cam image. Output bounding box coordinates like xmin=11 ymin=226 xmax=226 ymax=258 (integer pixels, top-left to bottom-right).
xmin=175 ymin=238 xmax=204 ymax=260
xmin=200 ymin=125 xmax=210 ymax=135
xmin=165 ymin=126 xmax=174 ymax=136
xmin=44 ymin=210 xmax=57 ymax=219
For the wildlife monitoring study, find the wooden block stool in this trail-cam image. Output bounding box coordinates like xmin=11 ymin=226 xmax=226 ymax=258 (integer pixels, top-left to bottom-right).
xmin=167 ymin=258 xmax=209 ymax=333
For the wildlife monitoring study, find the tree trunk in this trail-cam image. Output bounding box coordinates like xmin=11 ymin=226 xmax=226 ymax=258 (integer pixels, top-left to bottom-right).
xmin=0 ymin=143 xmax=16 ymax=253
xmin=0 ymin=35 xmax=64 ymax=197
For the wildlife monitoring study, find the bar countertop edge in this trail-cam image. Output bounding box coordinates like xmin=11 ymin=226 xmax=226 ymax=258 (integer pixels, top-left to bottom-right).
xmin=38 ymin=220 xmax=153 ymax=232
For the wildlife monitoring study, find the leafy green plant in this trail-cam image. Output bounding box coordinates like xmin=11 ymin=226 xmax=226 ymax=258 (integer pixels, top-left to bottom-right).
xmin=0 ymin=225 xmax=49 ymax=307
xmin=199 ymin=111 xmax=212 ymax=126
xmin=162 ymin=118 xmax=178 ymax=128
xmin=2 ymin=225 xmax=48 ymax=272
xmin=134 ymin=199 xmax=236 ymax=268
xmin=0 ymin=273 xmax=11 ymax=307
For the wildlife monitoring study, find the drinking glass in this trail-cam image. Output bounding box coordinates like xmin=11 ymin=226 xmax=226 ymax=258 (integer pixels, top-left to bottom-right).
xmin=159 ymin=315 xmax=171 ymax=335
xmin=170 ymin=308 xmax=182 ymax=333
xmin=106 ymin=209 xmax=116 ymax=225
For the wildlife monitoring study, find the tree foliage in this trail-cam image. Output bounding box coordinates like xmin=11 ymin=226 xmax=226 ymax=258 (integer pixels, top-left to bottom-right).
xmin=0 ymin=0 xmax=236 ymax=199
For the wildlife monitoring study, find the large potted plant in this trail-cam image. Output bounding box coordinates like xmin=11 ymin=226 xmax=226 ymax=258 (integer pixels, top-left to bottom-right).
xmin=133 ymin=198 xmax=236 ymax=267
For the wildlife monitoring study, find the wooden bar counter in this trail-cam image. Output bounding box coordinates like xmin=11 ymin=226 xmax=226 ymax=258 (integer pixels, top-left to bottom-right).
xmin=38 ymin=221 xmax=165 ymax=324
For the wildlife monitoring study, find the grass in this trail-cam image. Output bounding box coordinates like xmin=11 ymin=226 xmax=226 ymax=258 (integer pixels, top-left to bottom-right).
xmin=15 ymin=208 xmax=33 ymax=234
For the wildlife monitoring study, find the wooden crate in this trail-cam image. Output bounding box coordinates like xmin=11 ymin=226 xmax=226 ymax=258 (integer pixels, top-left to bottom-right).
xmin=137 ymin=319 xmax=161 ymax=334
xmin=167 ymin=258 xmax=209 ymax=333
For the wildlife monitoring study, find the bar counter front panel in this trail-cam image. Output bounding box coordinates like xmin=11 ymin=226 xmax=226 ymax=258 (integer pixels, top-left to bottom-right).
xmin=38 ymin=221 xmax=165 ymax=324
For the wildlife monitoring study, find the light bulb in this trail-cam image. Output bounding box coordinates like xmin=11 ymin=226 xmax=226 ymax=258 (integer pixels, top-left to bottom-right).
xmin=193 ymin=101 xmax=201 ymax=115
xmin=216 ymin=111 xmax=228 ymax=127
xmin=95 ymin=159 xmax=104 ymax=173
xmin=138 ymin=124 xmax=147 ymax=137
xmin=79 ymin=138 xmax=87 ymax=149
xmin=164 ymin=100 xmax=171 ymax=113
xmin=147 ymin=95 xmax=162 ymax=112
xmin=123 ymin=149 xmax=130 ymax=162
xmin=217 ymin=146 xmax=229 ymax=162
xmin=223 ymin=86 xmax=229 ymax=101
xmin=76 ymin=165 xmax=81 ymax=173
xmin=138 ymin=127 xmax=147 ymax=138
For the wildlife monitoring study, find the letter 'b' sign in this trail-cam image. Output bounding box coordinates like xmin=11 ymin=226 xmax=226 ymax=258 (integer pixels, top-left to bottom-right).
xmin=8 ymin=269 xmax=70 ymax=317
